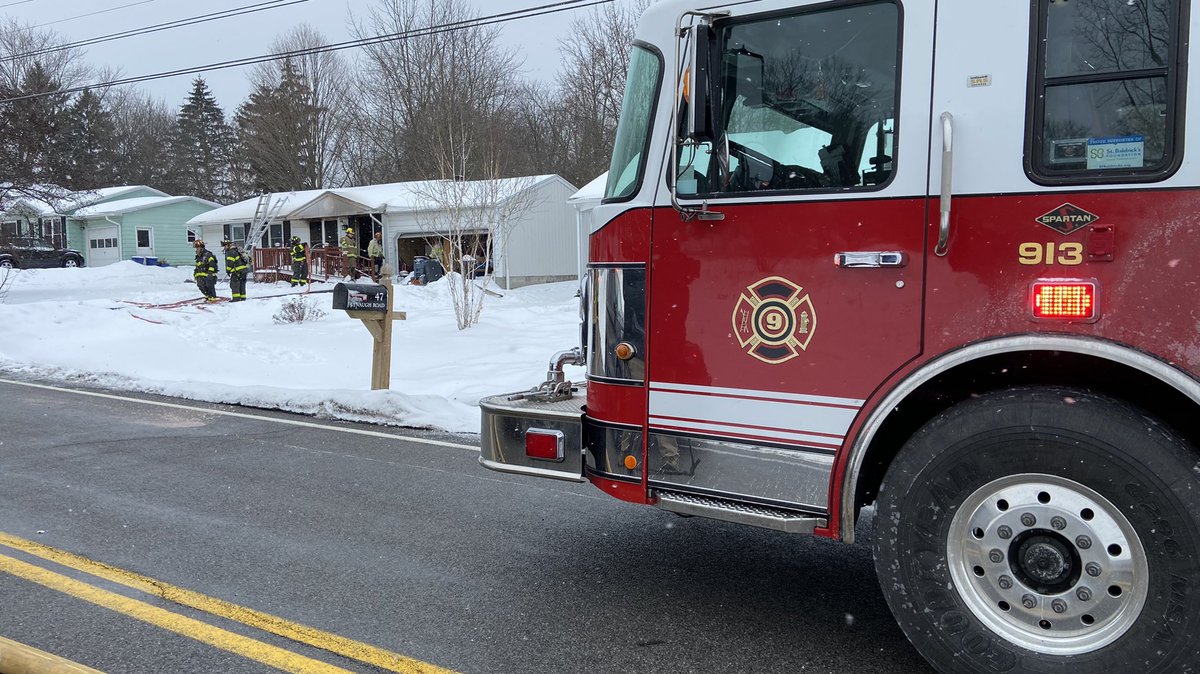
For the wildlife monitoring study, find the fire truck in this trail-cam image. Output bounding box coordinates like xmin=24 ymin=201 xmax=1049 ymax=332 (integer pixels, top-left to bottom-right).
xmin=480 ymin=0 xmax=1200 ymax=671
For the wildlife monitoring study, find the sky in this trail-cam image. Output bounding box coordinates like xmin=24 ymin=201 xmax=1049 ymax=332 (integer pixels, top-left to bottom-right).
xmin=0 ymin=262 xmax=584 ymax=433
xmin=0 ymin=0 xmax=606 ymax=110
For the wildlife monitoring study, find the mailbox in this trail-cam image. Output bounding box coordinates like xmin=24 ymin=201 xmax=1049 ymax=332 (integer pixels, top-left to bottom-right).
xmin=333 ymin=282 xmax=388 ymax=312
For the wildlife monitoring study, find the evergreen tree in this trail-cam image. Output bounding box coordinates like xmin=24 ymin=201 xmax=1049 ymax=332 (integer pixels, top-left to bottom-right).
xmin=0 ymin=62 xmax=69 ymax=189
xmin=57 ymin=89 xmax=118 ymax=190
xmin=234 ymin=59 xmax=319 ymax=193
xmin=169 ymin=77 xmax=234 ymax=203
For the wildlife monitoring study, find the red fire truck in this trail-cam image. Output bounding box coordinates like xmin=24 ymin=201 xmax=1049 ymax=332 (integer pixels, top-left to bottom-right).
xmin=481 ymin=0 xmax=1200 ymax=670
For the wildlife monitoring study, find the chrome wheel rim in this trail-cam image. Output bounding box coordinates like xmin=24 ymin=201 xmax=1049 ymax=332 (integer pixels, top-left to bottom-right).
xmin=63 ymin=259 xmax=79 ymax=267
xmin=946 ymin=473 xmax=1147 ymax=655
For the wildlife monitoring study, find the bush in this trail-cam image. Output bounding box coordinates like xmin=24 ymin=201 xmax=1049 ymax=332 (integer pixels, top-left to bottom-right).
xmin=273 ymin=296 xmax=326 ymax=324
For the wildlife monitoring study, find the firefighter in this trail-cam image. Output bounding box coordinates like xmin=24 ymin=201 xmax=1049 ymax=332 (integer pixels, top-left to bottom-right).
xmin=289 ymin=235 xmax=309 ymax=287
xmin=193 ymin=239 xmax=219 ymax=302
xmin=222 ymin=239 xmax=248 ymax=302
xmin=339 ymin=227 xmax=359 ymax=280
xmin=367 ymin=230 xmax=384 ymax=280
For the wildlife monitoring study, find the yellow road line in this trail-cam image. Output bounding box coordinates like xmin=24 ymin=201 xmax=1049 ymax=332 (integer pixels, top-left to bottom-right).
xmin=0 ymin=532 xmax=455 ymax=674
xmin=0 ymin=552 xmax=351 ymax=674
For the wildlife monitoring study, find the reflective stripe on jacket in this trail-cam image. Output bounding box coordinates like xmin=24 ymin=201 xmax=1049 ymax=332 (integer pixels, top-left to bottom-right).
xmin=340 ymin=236 xmax=357 ymax=258
xmin=194 ymin=250 xmax=218 ymax=277
xmin=291 ymin=242 xmax=307 ymax=262
xmin=225 ymin=247 xmax=248 ymax=274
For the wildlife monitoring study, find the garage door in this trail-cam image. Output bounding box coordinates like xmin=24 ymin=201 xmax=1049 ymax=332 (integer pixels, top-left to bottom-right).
xmin=87 ymin=226 xmax=121 ymax=267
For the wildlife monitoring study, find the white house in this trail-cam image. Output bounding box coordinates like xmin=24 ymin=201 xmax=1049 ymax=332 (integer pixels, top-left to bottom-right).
xmin=566 ymin=172 xmax=608 ymax=281
xmin=185 ymin=175 xmax=580 ymax=288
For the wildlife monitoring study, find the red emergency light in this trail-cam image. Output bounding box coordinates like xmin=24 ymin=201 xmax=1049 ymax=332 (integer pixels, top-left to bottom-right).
xmin=525 ymin=428 xmax=564 ymax=462
xmin=1031 ymin=280 xmax=1098 ymax=321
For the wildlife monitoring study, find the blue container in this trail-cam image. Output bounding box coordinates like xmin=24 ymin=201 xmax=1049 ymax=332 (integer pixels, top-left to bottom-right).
xmin=131 ymin=256 xmax=158 ymax=266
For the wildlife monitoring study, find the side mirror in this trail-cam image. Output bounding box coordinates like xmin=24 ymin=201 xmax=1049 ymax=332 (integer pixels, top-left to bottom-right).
xmin=685 ymin=24 xmax=717 ymax=143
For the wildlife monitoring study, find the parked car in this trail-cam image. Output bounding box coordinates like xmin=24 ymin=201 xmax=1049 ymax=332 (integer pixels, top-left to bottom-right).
xmin=0 ymin=237 xmax=85 ymax=269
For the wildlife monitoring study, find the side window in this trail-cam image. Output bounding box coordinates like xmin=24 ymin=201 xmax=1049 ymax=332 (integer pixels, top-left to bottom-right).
xmin=1030 ymin=0 xmax=1183 ymax=181
xmin=678 ymin=2 xmax=900 ymax=196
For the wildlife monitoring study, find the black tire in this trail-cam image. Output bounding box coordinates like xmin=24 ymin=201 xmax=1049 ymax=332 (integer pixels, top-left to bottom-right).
xmin=62 ymin=255 xmax=81 ymax=268
xmin=0 ymin=257 xmax=14 ymax=269
xmin=875 ymin=387 xmax=1200 ymax=673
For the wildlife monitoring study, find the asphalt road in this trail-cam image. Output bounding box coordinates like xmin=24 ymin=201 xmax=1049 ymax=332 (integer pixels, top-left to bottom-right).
xmin=0 ymin=376 xmax=934 ymax=673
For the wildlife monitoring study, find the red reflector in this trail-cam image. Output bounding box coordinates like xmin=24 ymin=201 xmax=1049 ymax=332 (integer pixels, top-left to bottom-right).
xmin=525 ymin=429 xmax=564 ymax=462
xmin=1031 ymin=281 xmax=1097 ymax=320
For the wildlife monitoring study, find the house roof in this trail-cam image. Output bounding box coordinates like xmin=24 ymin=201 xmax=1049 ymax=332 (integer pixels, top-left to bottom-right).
xmin=1 ymin=185 xmax=171 ymax=217
xmin=568 ymin=172 xmax=608 ymax=206
xmin=186 ymin=175 xmax=574 ymax=227
xmin=73 ymin=195 xmax=221 ymax=218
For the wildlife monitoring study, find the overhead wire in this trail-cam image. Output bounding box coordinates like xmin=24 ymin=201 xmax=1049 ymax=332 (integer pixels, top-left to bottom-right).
xmin=0 ymin=0 xmax=36 ymax=9
xmin=0 ymin=0 xmax=616 ymax=104
xmin=31 ymin=0 xmax=161 ymax=30
xmin=1 ymin=0 xmax=308 ymax=64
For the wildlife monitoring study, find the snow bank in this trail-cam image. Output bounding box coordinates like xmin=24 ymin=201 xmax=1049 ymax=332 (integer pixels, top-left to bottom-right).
xmin=0 ymin=263 xmax=583 ymax=433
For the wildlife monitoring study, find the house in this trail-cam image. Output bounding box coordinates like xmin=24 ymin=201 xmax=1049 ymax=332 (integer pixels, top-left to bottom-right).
xmin=185 ymin=175 xmax=580 ymax=288
xmin=566 ymin=172 xmax=607 ymax=282
xmin=1 ymin=186 xmax=220 ymax=267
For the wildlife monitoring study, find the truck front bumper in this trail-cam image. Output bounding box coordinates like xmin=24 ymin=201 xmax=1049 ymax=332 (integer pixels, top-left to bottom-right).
xmin=479 ymin=386 xmax=586 ymax=483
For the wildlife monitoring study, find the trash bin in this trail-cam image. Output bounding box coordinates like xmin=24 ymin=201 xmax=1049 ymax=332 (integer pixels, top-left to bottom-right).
xmin=425 ymin=258 xmax=445 ymax=283
xmin=412 ymin=256 xmax=428 ymax=284
xmin=131 ymin=256 xmax=158 ymax=266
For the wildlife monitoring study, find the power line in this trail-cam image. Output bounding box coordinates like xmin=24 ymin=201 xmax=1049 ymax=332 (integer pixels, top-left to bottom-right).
xmin=0 ymin=0 xmax=616 ymax=105
xmin=31 ymin=0 xmax=160 ymax=30
xmin=0 ymin=0 xmax=37 ymax=9
xmin=2 ymin=0 xmax=308 ymax=65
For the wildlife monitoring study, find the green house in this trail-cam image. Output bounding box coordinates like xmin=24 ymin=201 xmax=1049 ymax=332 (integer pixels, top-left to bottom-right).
xmin=68 ymin=189 xmax=221 ymax=267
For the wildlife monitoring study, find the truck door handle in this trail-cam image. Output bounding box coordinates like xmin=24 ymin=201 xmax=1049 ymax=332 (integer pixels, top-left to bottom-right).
xmin=834 ymin=251 xmax=906 ymax=268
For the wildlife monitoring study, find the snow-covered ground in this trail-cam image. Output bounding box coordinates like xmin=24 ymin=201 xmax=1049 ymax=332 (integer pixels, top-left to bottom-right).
xmin=0 ymin=262 xmax=583 ymax=433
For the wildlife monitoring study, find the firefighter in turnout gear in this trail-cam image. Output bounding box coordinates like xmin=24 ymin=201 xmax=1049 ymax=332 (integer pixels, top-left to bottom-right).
xmin=193 ymin=240 xmax=219 ymax=302
xmin=290 ymin=236 xmax=309 ymax=287
xmin=223 ymin=239 xmax=248 ymax=301
xmin=339 ymin=227 xmax=360 ymax=280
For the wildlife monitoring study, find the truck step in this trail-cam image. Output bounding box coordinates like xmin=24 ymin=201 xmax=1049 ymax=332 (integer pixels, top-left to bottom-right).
xmin=655 ymin=491 xmax=826 ymax=534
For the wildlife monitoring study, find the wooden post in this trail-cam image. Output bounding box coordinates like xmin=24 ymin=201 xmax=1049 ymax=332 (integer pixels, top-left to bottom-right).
xmin=345 ymin=266 xmax=405 ymax=390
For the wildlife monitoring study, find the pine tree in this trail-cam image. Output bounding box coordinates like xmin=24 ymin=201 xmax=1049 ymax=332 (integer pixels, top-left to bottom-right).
xmin=234 ymin=59 xmax=319 ymax=193
xmin=0 ymin=62 xmax=69 ymax=189
xmin=169 ymin=77 xmax=234 ymax=203
xmin=57 ymin=89 xmax=119 ymax=190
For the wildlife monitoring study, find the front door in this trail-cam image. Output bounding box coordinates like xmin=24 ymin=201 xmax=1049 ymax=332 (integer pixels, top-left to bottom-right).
xmin=135 ymin=227 xmax=154 ymax=258
xmin=647 ymin=0 xmax=934 ymax=514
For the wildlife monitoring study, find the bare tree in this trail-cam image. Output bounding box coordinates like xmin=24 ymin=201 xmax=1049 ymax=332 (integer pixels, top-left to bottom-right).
xmin=108 ymin=90 xmax=178 ymax=192
xmin=552 ymin=0 xmax=649 ymax=186
xmin=348 ymin=0 xmax=524 ymax=183
xmin=411 ymin=174 xmax=541 ymax=329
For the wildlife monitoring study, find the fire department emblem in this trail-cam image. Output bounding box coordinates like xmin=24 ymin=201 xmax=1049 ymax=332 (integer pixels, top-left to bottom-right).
xmin=731 ymin=276 xmax=816 ymax=365
xmin=1035 ymin=203 xmax=1099 ymax=235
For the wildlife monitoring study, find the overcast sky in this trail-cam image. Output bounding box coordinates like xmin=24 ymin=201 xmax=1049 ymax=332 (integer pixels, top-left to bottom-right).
xmin=2 ymin=0 xmax=599 ymax=110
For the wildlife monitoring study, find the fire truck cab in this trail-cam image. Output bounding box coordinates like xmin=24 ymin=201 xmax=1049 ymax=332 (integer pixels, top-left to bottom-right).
xmin=482 ymin=0 xmax=1200 ymax=670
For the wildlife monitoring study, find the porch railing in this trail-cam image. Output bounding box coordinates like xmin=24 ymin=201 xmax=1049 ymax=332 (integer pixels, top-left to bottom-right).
xmin=251 ymin=247 xmax=373 ymax=283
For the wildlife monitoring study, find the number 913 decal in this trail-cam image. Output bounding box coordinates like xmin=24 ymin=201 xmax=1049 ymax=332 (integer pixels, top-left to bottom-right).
xmin=1018 ymin=242 xmax=1083 ymax=266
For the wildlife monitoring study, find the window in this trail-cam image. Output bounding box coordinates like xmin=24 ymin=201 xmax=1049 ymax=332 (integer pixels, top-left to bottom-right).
xmin=136 ymin=228 xmax=152 ymax=248
xmin=678 ymin=2 xmax=900 ymax=196
xmin=604 ymin=45 xmax=663 ymax=201
xmin=187 ymin=229 xmax=197 ymax=243
xmin=1029 ymin=0 xmax=1184 ymax=182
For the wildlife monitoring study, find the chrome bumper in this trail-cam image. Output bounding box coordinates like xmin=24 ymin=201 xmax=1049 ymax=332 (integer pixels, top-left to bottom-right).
xmin=479 ymin=386 xmax=586 ymax=483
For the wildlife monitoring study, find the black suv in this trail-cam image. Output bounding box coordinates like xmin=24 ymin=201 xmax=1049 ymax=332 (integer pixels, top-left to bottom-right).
xmin=0 ymin=237 xmax=85 ymax=269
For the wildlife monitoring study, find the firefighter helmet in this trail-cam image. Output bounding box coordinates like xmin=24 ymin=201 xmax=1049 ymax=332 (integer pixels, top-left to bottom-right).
xmin=291 ymin=235 xmax=301 ymax=243
xmin=193 ymin=239 xmax=205 ymax=248
xmin=221 ymin=239 xmax=232 ymax=246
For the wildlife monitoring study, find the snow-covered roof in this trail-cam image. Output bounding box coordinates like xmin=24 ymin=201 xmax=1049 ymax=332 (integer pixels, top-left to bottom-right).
xmin=187 ymin=175 xmax=572 ymax=227
xmin=568 ymin=172 xmax=608 ymax=207
xmin=1 ymin=185 xmax=171 ymax=217
xmin=73 ymin=195 xmax=221 ymax=218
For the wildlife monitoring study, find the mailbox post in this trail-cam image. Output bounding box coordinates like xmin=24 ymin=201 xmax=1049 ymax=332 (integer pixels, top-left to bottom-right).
xmin=332 ymin=270 xmax=406 ymax=390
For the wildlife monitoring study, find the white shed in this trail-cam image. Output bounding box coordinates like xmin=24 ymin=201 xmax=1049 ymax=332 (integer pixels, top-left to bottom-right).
xmin=567 ymin=172 xmax=608 ymax=280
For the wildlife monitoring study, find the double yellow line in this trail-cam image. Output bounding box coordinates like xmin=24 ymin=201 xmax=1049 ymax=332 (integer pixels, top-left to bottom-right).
xmin=0 ymin=532 xmax=456 ymax=674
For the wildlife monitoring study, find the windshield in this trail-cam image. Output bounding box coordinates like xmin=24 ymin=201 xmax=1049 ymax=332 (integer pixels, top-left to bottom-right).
xmin=604 ymin=46 xmax=662 ymax=200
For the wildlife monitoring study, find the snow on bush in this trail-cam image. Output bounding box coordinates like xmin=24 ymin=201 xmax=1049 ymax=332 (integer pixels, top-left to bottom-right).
xmin=273 ymin=296 xmax=326 ymax=324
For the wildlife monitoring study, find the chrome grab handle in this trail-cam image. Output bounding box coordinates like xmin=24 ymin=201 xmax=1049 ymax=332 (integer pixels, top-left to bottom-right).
xmin=835 ymin=251 xmax=906 ymax=268
xmin=936 ymin=111 xmax=954 ymax=257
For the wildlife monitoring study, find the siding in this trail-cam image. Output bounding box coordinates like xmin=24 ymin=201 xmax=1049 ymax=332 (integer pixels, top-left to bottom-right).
xmin=123 ymin=201 xmax=218 ymax=267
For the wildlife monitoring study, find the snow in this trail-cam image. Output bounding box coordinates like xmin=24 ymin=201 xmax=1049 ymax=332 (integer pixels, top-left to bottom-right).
xmin=0 ymin=262 xmax=584 ymax=434
xmin=568 ymin=172 xmax=608 ymax=207
xmin=72 ymin=195 xmax=220 ymax=218
xmin=187 ymin=175 xmax=565 ymax=226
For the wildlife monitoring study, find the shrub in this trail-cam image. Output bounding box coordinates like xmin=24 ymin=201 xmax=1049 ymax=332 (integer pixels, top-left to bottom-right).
xmin=273 ymin=296 xmax=326 ymax=324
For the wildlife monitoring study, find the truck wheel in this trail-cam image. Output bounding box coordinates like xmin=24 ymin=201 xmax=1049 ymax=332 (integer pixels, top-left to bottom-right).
xmin=874 ymin=387 xmax=1200 ymax=673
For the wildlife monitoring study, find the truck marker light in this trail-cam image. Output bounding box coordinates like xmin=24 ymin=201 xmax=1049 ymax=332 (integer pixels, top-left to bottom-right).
xmin=624 ymin=455 xmax=638 ymax=470
xmin=1031 ymin=281 xmax=1097 ymax=320
xmin=525 ymin=429 xmax=564 ymax=462
xmin=615 ymin=342 xmax=636 ymax=360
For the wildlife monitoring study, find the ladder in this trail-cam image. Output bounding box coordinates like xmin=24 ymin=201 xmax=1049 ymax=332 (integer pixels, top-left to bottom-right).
xmin=242 ymin=192 xmax=284 ymax=256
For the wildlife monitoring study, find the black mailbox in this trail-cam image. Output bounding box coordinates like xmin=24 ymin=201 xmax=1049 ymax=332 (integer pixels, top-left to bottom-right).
xmin=333 ymin=282 xmax=388 ymax=312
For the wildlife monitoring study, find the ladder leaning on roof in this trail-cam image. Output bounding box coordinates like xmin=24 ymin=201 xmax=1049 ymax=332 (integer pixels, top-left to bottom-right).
xmin=242 ymin=192 xmax=285 ymax=258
